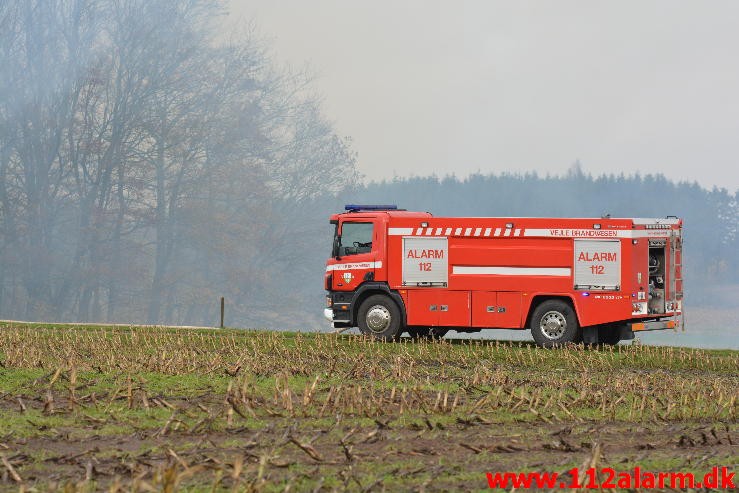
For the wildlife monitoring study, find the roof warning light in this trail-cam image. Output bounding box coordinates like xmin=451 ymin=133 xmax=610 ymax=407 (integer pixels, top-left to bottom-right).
xmin=345 ymin=204 xmax=398 ymax=212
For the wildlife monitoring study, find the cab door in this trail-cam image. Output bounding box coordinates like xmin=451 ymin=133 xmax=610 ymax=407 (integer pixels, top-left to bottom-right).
xmin=331 ymin=219 xmax=377 ymax=291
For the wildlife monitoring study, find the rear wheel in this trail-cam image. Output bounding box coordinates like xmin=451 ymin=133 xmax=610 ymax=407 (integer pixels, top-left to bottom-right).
xmin=530 ymin=299 xmax=581 ymax=348
xmin=357 ymin=294 xmax=402 ymax=341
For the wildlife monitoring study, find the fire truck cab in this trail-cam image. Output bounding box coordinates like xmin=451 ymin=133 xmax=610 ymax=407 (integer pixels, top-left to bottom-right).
xmin=324 ymin=205 xmax=683 ymax=347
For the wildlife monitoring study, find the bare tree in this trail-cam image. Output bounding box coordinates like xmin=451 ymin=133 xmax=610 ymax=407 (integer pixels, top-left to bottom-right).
xmin=0 ymin=0 xmax=359 ymax=326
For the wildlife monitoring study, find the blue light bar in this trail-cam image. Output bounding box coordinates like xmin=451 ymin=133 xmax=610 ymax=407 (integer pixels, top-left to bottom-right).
xmin=344 ymin=204 xmax=398 ymax=211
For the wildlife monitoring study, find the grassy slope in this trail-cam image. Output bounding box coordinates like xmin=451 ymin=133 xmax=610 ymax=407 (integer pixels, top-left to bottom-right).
xmin=0 ymin=322 xmax=736 ymax=491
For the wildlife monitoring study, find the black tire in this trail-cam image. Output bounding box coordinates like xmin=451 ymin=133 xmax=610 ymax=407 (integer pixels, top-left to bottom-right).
xmin=529 ymin=299 xmax=581 ymax=348
xmin=357 ymin=294 xmax=402 ymax=341
xmin=598 ymin=325 xmax=622 ymax=346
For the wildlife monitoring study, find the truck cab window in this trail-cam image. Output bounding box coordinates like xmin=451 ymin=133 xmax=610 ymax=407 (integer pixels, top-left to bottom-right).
xmin=339 ymin=222 xmax=373 ymax=256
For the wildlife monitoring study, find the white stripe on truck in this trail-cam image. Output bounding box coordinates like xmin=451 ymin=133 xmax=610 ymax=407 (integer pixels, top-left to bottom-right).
xmin=452 ymin=266 xmax=571 ymax=276
xmin=326 ymin=261 xmax=383 ymax=271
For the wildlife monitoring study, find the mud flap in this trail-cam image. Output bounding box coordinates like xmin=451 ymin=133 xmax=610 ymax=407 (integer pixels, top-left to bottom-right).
xmin=619 ymin=325 xmax=635 ymax=340
xmin=582 ymin=326 xmax=598 ymax=344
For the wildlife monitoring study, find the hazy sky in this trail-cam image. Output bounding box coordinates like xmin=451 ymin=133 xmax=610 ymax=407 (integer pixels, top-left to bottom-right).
xmin=231 ymin=1 xmax=739 ymax=191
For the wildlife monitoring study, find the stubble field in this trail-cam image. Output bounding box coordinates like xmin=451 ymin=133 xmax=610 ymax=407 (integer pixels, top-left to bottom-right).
xmin=0 ymin=322 xmax=736 ymax=491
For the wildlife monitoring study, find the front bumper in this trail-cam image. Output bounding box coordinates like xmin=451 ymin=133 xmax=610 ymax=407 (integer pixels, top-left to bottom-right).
xmin=322 ymin=308 xmax=352 ymax=328
xmin=325 ymin=291 xmax=354 ymax=327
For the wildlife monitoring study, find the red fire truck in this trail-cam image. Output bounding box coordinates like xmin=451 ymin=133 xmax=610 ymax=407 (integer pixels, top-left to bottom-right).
xmin=324 ymin=205 xmax=683 ymax=347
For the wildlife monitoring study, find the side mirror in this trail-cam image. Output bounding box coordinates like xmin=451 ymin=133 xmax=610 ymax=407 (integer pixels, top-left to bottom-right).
xmin=333 ymin=235 xmax=341 ymax=260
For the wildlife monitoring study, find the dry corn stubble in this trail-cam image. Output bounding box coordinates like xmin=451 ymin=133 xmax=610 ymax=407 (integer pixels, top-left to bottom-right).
xmin=0 ymin=324 xmax=736 ymax=491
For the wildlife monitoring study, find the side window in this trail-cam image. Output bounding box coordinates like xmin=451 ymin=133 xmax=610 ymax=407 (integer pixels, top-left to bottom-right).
xmin=340 ymin=222 xmax=374 ymax=256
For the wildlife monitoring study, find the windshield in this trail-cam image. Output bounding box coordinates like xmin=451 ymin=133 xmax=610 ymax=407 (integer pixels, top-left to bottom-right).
xmin=337 ymin=222 xmax=373 ymax=257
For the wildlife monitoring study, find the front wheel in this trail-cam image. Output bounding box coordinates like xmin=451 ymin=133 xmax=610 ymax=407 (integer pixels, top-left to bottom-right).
xmin=530 ymin=300 xmax=581 ymax=348
xmin=357 ymin=294 xmax=402 ymax=341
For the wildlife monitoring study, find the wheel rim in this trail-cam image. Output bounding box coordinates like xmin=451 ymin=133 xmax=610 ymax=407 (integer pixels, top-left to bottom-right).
xmin=366 ymin=305 xmax=391 ymax=333
xmin=540 ymin=311 xmax=567 ymax=340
